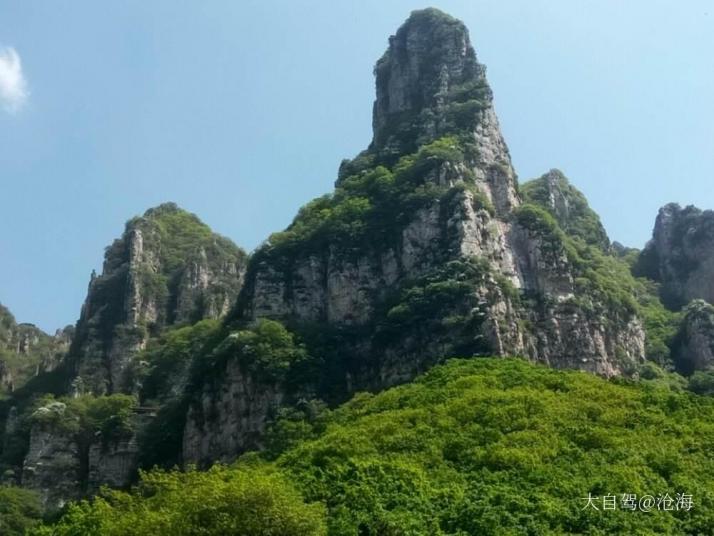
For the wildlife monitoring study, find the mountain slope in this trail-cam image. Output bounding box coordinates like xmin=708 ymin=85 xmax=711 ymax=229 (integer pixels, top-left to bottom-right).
xmin=35 ymin=358 xmax=714 ymax=535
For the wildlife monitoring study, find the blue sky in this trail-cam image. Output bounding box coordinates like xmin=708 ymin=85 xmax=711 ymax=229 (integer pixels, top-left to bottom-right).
xmin=1 ymin=1 xmax=712 ymax=331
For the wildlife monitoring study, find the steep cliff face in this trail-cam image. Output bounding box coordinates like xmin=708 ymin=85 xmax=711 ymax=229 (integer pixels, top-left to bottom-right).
xmin=673 ymin=300 xmax=714 ymax=374
xmin=69 ymin=203 xmax=247 ymax=394
xmin=183 ymin=9 xmax=646 ymax=464
xmin=0 ymin=304 xmax=71 ymax=396
xmin=2 ymin=204 xmax=247 ymax=510
xmin=22 ymin=425 xmax=81 ymax=511
xmin=237 ymin=9 xmax=643 ymax=377
xmin=182 ymin=357 xmax=284 ymax=466
xmin=19 ymin=395 xmax=139 ymax=510
xmin=636 ymin=203 xmax=714 ymax=308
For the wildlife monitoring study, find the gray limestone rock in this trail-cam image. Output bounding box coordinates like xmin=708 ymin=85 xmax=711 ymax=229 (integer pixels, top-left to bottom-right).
xmin=636 ymin=203 xmax=714 ymax=308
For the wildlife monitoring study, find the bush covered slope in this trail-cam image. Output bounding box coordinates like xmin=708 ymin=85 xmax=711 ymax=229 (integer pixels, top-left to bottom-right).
xmin=36 ymin=358 xmax=714 ymax=535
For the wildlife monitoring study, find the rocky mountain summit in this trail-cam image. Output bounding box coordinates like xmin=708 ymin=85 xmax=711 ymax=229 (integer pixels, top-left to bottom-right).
xmin=2 ymin=7 xmax=714 ymax=517
xmin=68 ymin=203 xmax=248 ymax=395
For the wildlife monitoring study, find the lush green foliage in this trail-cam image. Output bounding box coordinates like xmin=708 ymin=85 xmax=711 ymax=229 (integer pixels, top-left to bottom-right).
xmin=636 ymin=280 xmax=681 ymax=365
xmin=195 ymin=319 xmax=309 ymax=384
xmin=514 ymin=203 xmax=563 ymax=246
xmin=29 ymin=394 xmax=136 ymax=444
xmin=135 ymin=319 xmax=222 ymax=403
xmin=40 ymin=359 xmax=714 ymax=535
xmin=0 ymin=485 xmax=43 ymax=535
xmin=376 ymin=257 xmax=496 ymax=355
xmin=30 ymin=466 xmax=327 ymax=536
xmin=133 ymin=203 xmax=215 ymax=274
xmin=269 ymin=359 xmax=714 ymax=534
xmin=98 ymin=203 xmax=246 ymax=334
xmin=688 ymin=369 xmax=714 ymax=395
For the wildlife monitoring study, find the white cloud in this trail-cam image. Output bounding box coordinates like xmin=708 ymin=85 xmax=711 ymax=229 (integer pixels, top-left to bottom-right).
xmin=0 ymin=46 xmax=28 ymax=113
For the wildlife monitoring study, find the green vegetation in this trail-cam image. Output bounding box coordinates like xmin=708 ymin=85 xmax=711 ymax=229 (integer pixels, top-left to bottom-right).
xmin=97 ymin=203 xmax=246 ymax=334
xmin=514 ymin=203 xmax=563 ymax=249
xmin=515 ymin=202 xmax=680 ymax=365
xmin=0 ymin=485 xmax=43 ymax=535
xmin=689 ymin=369 xmax=714 ymax=395
xmin=29 ymin=394 xmax=136 ymax=445
xmin=376 ymin=257 xmax=496 ymax=356
xmin=514 ymin=203 xmax=637 ymax=318
xmin=30 ymin=467 xmax=326 ymax=536
xmin=134 ymin=319 xmax=223 ymax=403
xmin=136 ymin=319 xmax=311 ymax=469
xmin=37 ymin=358 xmax=714 ymax=535
xmin=193 ymin=319 xmax=309 ymax=384
xmin=636 ymin=280 xmax=681 ymax=365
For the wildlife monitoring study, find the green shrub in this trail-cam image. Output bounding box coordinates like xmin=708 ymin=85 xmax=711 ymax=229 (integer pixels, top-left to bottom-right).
xmin=198 ymin=319 xmax=308 ymax=383
xmin=689 ymin=369 xmax=714 ymax=396
xmin=0 ymin=485 xmax=42 ymax=535
xmin=31 ymin=466 xmax=327 ymax=536
xmin=29 ymin=394 xmax=136 ymax=445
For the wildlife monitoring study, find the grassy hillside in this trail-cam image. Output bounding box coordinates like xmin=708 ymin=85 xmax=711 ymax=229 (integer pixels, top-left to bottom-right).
xmin=33 ymin=358 xmax=714 ymax=535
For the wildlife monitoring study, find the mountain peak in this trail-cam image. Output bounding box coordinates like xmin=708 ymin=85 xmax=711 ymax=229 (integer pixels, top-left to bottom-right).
xmin=371 ymin=8 xmax=490 ymax=157
xmin=520 ymin=169 xmax=610 ymax=249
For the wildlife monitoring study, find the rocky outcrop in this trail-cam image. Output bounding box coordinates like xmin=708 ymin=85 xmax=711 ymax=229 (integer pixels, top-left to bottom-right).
xmin=20 ymin=398 xmax=141 ymax=510
xmin=86 ymin=436 xmax=139 ymax=495
xmin=362 ymin=8 xmax=519 ymax=214
xmin=68 ymin=203 xmax=247 ymax=394
xmin=673 ymin=300 xmax=714 ymax=374
xmin=21 ymin=403 xmax=82 ymax=511
xmin=636 ymin=203 xmax=714 ymax=308
xmin=521 ymin=169 xmax=610 ymax=249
